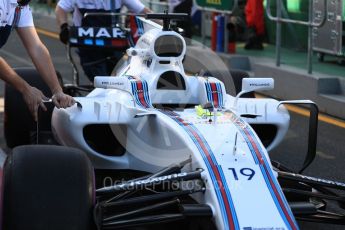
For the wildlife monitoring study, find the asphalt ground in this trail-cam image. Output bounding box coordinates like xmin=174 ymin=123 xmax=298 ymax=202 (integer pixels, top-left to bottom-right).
xmin=1 ymin=30 xmax=345 ymax=229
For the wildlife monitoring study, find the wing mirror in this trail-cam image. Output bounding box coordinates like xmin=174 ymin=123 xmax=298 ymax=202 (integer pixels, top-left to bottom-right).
xmin=233 ymin=78 xmax=274 ymax=107
xmin=241 ymin=78 xmax=274 ymax=92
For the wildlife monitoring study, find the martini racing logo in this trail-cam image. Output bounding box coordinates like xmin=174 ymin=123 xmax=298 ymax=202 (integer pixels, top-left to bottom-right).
xmin=77 ymin=27 xmax=126 ymax=38
xmin=69 ymin=26 xmax=128 ymax=48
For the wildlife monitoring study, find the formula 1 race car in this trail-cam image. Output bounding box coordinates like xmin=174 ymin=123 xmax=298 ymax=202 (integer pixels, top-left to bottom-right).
xmin=2 ymin=13 xmax=345 ymax=230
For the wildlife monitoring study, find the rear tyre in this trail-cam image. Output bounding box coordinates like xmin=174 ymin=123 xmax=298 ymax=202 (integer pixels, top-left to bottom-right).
xmin=3 ymin=145 xmax=95 ymax=230
xmin=4 ymin=68 xmax=62 ymax=148
xmin=229 ymin=69 xmax=255 ymax=98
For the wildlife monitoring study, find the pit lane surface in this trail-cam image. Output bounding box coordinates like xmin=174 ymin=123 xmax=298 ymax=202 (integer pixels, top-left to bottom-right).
xmin=1 ymin=31 xmax=345 ymax=230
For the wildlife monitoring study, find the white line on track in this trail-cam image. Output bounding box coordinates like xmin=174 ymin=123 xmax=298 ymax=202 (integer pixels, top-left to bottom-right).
xmin=0 ymin=49 xmax=33 ymax=66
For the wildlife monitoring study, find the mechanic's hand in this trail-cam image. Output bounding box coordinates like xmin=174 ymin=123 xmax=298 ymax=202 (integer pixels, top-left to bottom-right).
xmin=52 ymin=91 xmax=75 ymax=109
xmin=59 ymin=23 xmax=70 ymax=44
xmin=22 ymin=86 xmax=48 ymax=122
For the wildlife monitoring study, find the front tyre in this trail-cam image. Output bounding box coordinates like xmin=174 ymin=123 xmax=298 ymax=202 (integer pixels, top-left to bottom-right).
xmin=3 ymin=145 xmax=95 ymax=230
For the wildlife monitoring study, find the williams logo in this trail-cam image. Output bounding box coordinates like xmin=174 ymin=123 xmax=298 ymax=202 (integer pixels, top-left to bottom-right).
xmin=249 ymin=83 xmax=270 ymax=87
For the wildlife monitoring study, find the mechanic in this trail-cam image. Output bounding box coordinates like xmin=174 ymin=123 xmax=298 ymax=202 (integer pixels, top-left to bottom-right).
xmin=0 ymin=0 xmax=75 ymax=121
xmin=244 ymin=0 xmax=265 ymax=50
xmin=55 ymin=0 xmax=152 ymax=82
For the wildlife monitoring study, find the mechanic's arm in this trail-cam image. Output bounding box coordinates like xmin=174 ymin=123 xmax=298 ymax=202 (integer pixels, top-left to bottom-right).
xmin=140 ymin=7 xmax=152 ymax=14
xmin=0 ymin=57 xmax=48 ymax=121
xmin=140 ymin=7 xmax=165 ymax=25
xmin=55 ymin=5 xmax=68 ymax=26
xmin=16 ymin=27 xmax=75 ymax=108
xmin=55 ymin=5 xmax=70 ymax=44
xmin=139 ymin=7 xmax=164 ymax=25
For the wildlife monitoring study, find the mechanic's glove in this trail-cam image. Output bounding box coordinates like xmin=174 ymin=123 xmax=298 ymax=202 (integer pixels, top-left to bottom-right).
xmin=52 ymin=91 xmax=75 ymax=109
xmin=59 ymin=23 xmax=70 ymax=44
xmin=22 ymin=86 xmax=48 ymax=122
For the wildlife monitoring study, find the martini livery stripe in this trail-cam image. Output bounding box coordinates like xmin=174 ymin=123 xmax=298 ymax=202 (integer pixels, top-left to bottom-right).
xmin=163 ymin=112 xmax=240 ymax=230
xmin=130 ymin=80 xmax=152 ymax=108
xmin=205 ymin=82 xmax=224 ymax=108
xmin=229 ymin=112 xmax=299 ymax=230
xmin=135 ymin=16 xmax=144 ymax=36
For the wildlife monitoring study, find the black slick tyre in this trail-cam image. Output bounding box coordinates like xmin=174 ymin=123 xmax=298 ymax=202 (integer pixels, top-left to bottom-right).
xmin=3 ymin=145 xmax=95 ymax=230
xmin=229 ymin=69 xmax=255 ymax=98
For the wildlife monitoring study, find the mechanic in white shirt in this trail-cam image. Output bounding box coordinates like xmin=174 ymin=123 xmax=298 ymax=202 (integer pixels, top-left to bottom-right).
xmin=55 ymin=0 xmax=151 ymax=82
xmin=0 ymin=0 xmax=75 ymax=121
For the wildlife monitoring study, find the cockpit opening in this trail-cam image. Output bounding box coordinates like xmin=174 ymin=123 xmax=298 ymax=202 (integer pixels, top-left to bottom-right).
xmin=156 ymin=71 xmax=186 ymax=90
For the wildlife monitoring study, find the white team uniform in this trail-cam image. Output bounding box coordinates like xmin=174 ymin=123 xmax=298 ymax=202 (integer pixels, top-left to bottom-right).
xmin=0 ymin=0 xmax=34 ymax=48
xmin=57 ymin=0 xmax=145 ymax=26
